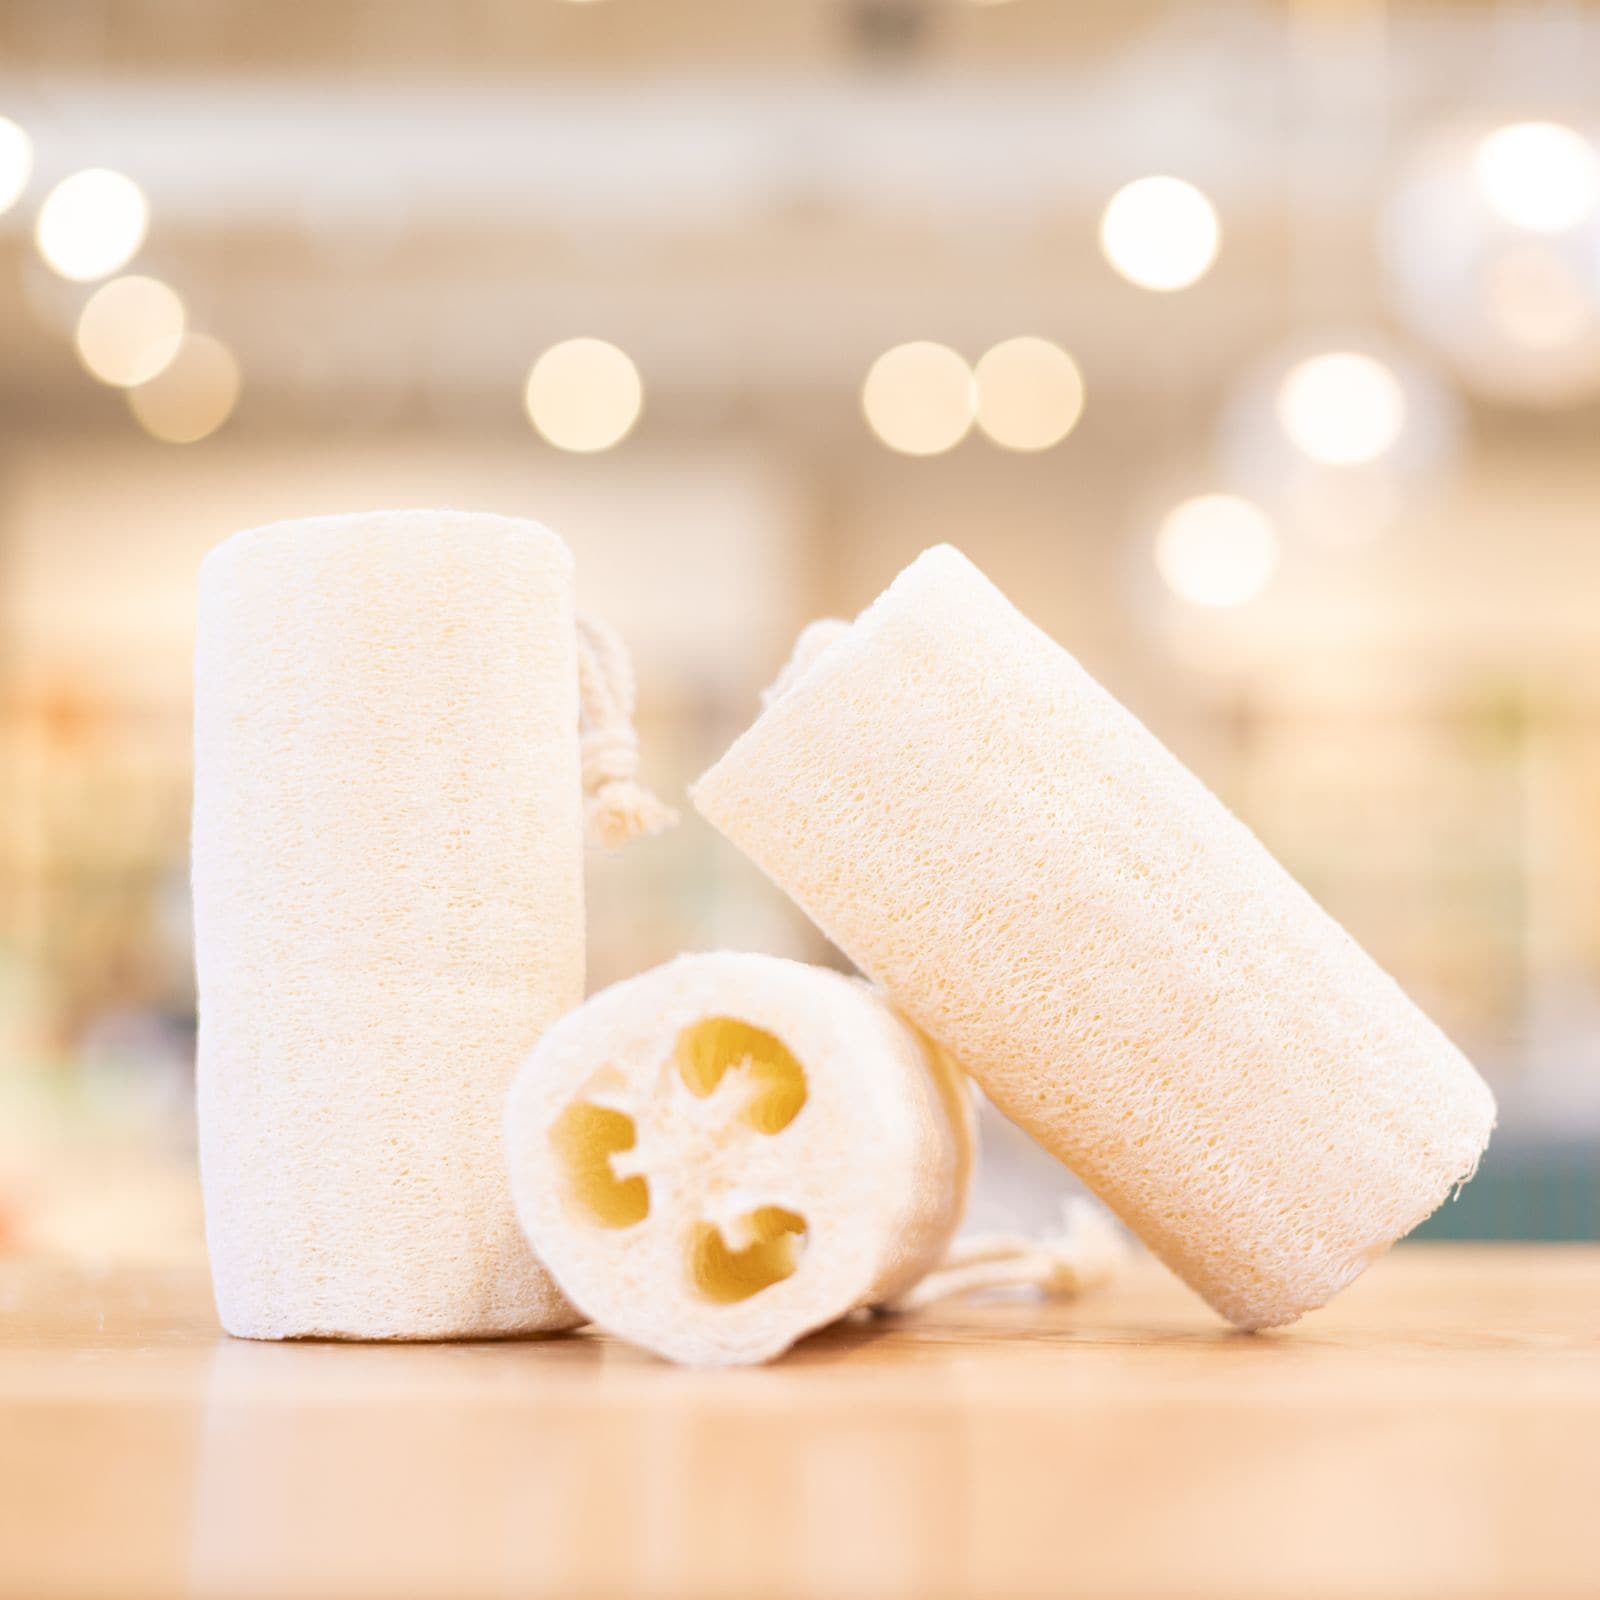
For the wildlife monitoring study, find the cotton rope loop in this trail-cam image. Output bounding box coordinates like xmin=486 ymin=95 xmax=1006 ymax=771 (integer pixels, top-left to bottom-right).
xmin=761 ymin=617 xmax=852 ymax=710
xmin=576 ymin=611 xmax=679 ymax=851
xmin=884 ymin=1199 xmax=1127 ymax=1313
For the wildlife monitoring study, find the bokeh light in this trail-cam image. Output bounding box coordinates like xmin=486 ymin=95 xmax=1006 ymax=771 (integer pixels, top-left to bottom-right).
xmin=1481 ymin=244 xmax=1595 ymax=350
xmin=74 ymin=276 xmax=186 ymax=388
xmin=0 ymin=117 xmax=32 ymax=215
xmin=127 ymin=333 xmax=241 ymax=443
xmin=35 ymin=169 xmax=150 ymax=283
xmin=1475 ymin=122 xmax=1600 ymax=234
xmin=861 ymin=342 xmax=975 ymax=456
xmin=974 ymin=337 xmax=1085 ymax=451
xmin=1275 ymin=351 xmax=1407 ymax=466
xmin=1155 ymin=494 xmax=1279 ymax=608
xmin=1099 ymin=176 xmax=1220 ymax=293
xmin=1383 ymin=128 xmax=1600 ymax=406
xmin=524 ymin=338 xmax=643 ymax=453
xmin=1218 ymin=336 xmax=1459 ymax=548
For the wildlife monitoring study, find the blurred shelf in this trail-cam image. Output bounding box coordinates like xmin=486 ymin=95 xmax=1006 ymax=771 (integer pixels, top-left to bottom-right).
xmin=1 ymin=1245 xmax=1596 ymax=1600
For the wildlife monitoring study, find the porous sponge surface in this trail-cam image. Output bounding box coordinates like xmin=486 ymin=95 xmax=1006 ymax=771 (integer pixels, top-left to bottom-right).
xmin=506 ymin=951 xmax=975 ymax=1365
xmin=193 ymin=509 xmax=584 ymax=1339
xmin=694 ymin=545 xmax=1496 ymax=1329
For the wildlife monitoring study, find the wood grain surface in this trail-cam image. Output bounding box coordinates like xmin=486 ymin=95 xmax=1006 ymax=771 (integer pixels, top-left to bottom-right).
xmin=1 ymin=1244 xmax=1596 ymax=1600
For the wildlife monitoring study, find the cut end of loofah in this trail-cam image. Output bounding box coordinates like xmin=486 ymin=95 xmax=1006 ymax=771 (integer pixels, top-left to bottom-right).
xmin=505 ymin=952 xmax=975 ymax=1366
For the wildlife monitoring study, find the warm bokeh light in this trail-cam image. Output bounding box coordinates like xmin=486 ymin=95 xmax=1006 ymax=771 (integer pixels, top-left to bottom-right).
xmin=1275 ymin=351 xmax=1407 ymax=466
xmin=126 ymin=332 xmax=241 ymax=443
xmin=1481 ymin=244 xmax=1596 ymax=350
xmin=74 ymin=276 xmax=186 ymax=388
xmin=1383 ymin=130 xmax=1600 ymax=405
xmin=1475 ymin=122 xmax=1600 ymax=234
xmin=1099 ymin=176 xmax=1220 ymax=292
xmin=35 ymin=169 xmax=151 ymax=283
xmin=0 ymin=117 xmax=32 ymax=216
xmin=974 ymin=337 xmax=1085 ymax=451
xmin=524 ymin=338 xmax=643 ymax=453
xmin=1155 ymin=493 xmax=1279 ymax=608
xmin=1218 ymin=337 xmax=1459 ymax=550
xmin=861 ymin=342 xmax=975 ymax=456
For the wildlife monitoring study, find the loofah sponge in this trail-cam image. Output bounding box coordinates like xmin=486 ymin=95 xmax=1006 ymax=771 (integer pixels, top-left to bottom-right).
xmin=505 ymin=951 xmax=975 ymax=1365
xmin=194 ymin=509 xmax=589 ymax=1340
xmin=693 ymin=545 xmax=1496 ymax=1330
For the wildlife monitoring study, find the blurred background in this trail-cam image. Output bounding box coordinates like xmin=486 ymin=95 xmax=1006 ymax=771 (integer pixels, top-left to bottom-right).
xmin=1 ymin=0 xmax=1596 ymax=1266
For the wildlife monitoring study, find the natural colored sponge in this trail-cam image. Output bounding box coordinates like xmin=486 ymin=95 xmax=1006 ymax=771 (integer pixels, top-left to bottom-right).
xmin=505 ymin=951 xmax=975 ymax=1365
xmin=194 ymin=509 xmax=587 ymax=1340
xmin=693 ymin=545 xmax=1496 ymax=1330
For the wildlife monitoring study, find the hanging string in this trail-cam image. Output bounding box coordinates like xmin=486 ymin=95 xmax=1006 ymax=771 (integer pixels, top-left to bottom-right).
xmin=761 ymin=617 xmax=851 ymax=709
xmin=576 ymin=612 xmax=679 ymax=851
xmin=884 ymin=1198 xmax=1127 ymax=1314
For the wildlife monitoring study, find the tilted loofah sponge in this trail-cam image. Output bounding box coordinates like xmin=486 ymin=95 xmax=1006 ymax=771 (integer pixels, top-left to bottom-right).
xmin=693 ymin=545 xmax=1496 ymax=1330
xmin=505 ymin=951 xmax=976 ymax=1365
xmin=194 ymin=509 xmax=591 ymax=1340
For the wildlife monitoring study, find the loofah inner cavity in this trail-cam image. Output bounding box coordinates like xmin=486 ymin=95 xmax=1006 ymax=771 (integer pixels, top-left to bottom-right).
xmin=548 ymin=1016 xmax=817 ymax=1309
xmin=672 ymin=1017 xmax=808 ymax=1135
xmin=551 ymin=1101 xmax=650 ymax=1228
xmin=688 ymin=1207 xmax=809 ymax=1304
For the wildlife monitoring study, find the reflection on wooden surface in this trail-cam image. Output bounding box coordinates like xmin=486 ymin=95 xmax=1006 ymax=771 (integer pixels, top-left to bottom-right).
xmin=2 ymin=1246 xmax=1597 ymax=1600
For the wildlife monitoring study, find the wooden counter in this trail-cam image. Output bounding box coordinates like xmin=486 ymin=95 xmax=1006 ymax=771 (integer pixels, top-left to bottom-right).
xmin=2 ymin=1245 xmax=1596 ymax=1600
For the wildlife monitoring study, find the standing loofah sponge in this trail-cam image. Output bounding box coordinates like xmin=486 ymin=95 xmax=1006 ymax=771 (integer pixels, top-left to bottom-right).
xmin=505 ymin=952 xmax=975 ymax=1365
xmin=194 ymin=509 xmax=603 ymax=1340
xmin=693 ymin=545 xmax=1496 ymax=1330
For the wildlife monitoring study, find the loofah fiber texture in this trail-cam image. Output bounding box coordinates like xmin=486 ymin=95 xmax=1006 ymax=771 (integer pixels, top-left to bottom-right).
xmin=194 ymin=509 xmax=587 ymax=1339
xmin=506 ymin=951 xmax=975 ymax=1366
xmin=693 ymin=545 xmax=1497 ymax=1330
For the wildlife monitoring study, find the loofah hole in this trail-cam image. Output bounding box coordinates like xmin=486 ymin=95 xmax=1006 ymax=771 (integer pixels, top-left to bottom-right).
xmin=687 ymin=1207 xmax=808 ymax=1304
xmin=672 ymin=1017 xmax=808 ymax=1135
xmin=551 ymin=1101 xmax=650 ymax=1228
